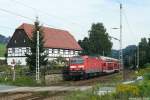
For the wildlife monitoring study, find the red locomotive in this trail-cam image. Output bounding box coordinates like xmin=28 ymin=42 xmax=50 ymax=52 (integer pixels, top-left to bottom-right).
xmin=63 ymin=55 xmax=120 ymax=80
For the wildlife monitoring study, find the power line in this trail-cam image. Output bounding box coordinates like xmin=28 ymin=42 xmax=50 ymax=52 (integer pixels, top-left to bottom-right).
xmin=10 ymin=0 xmax=85 ymax=28
xmin=0 ymin=25 xmax=15 ymax=30
xmin=10 ymin=0 xmax=89 ymax=38
xmin=0 ymin=7 xmax=60 ymax=29
xmin=115 ymin=0 xmax=121 ymax=4
xmin=0 ymin=8 xmax=34 ymax=21
xmin=123 ymin=9 xmax=134 ymax=34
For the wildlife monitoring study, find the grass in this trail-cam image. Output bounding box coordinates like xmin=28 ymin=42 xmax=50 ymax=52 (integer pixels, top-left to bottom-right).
xmin=0 ymin=43 xmax=6 ymax=57
xmin=0 ymin=65 xmax=43 ymax=86
xmin=64 ymin=67 xmax=150 ymax=100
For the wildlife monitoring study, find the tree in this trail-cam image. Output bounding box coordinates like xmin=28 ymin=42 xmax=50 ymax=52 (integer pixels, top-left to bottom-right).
xmin=25 ymin=20 xmax=48 ymax=72
xmin=147 ymin=38 xmax=150 ymax=62
xmin=139 ymin=38 xmax=148 ymax=66
xmin=78 ymin=37 xmax=90 ymax=55
xmin=79 ymin=23 xmax=112 ymax=56
xmin=123 ymin=45 xmax=137 ymax=68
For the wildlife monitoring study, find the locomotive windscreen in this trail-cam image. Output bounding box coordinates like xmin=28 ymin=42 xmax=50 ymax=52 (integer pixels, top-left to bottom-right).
xmin=70 ymin=57 xmax=84 ymax=64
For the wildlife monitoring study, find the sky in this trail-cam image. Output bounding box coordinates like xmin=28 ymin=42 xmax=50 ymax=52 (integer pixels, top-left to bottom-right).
xmin=0 ymin=0 xmax=150 ymax=49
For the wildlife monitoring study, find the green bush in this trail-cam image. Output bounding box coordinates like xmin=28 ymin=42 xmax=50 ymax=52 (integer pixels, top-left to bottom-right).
xmin=138 ymin=80 xmax=150 ymax=97
xmin=143 ymin=73 xmax=150 ymax=80
xmin=137 ymin=67 xmax=150 ymax=76
xmin=143 ymin=63 xmax=150 ymax=68
xmin=116 ymin=84 xmax=140 ymax=99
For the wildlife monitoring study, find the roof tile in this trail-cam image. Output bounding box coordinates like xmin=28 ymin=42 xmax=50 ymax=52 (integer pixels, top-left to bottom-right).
xmin=18 ymin=23 xmax=82 ymax=50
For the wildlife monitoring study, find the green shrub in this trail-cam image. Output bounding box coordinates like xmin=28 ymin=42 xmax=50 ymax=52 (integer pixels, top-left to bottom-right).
xmin=143 ymin=63 xmax=150 ymax=68
xmin=138 ymin=80 xmax=150 ymax=97
xmin=116 ymin=84 xmax=140 ymax=99
xmin=137 ymin=67 xmax=150 ymax=76
xmin=143 ymin=73 xmax=150 ymax=80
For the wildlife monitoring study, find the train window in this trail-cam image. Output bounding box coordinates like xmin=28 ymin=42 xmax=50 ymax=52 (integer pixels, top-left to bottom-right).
xmin=70 ymin=57 xmax=84 ymax=64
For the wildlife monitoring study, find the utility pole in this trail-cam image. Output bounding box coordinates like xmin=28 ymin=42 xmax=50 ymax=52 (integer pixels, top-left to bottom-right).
xmin=120 ymin=3 xmax=125 ymax=80
xmin=36 ymin=17 xmax=40 ymax=83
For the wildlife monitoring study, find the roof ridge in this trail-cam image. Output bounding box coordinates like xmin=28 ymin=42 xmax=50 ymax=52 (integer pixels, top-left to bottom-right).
xmin=18 ymin=23 xmax=69 ymax=33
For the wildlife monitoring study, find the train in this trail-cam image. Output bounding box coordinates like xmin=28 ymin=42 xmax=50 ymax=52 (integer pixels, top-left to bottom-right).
xmin=63 ymin=55 xmax=120 ymax=80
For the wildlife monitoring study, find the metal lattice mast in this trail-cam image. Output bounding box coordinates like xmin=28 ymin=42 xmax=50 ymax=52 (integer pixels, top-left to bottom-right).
xmin=36 ymin=17 xmax=40 ymax=82
xmin=120 ymin=3 xmax=125 ymax=80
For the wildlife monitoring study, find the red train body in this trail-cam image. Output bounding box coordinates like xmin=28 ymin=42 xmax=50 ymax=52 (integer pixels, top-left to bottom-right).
xmin=63 ymin=55 xmax=120 ymax=80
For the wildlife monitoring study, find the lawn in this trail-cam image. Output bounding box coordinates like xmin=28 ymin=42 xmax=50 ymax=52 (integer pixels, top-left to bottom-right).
xmin=0 ymin=43 xmax=6 ymax=57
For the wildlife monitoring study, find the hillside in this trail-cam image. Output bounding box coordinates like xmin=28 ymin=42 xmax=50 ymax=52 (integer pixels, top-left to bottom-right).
xmin=0 ymin=34 xmax=10 ymax=44
xmin=0 ymin=43 xmax=6 ymax=57
xmin=0 ymin=34 xmax=9 ymax=57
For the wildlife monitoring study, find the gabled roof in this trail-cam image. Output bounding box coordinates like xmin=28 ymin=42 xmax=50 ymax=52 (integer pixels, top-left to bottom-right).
xmin=17 ymin=23 xmax=82 ymax=50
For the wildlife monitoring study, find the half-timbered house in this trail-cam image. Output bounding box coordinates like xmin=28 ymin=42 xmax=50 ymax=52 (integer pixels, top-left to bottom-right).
xmin=7 ymin=23 xmax=82 ymax=65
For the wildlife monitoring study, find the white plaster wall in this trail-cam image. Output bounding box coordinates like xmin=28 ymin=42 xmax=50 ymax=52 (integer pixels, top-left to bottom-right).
xmin=7 ymin=57 xmax=27 ymax=66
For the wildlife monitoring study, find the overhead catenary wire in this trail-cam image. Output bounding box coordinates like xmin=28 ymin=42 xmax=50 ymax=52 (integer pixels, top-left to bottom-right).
xmin=123 ymin=9 xmax=134 ymax=35
xmin=8 ymin=0 xmax=88 ymax=38
xmin=115 ymin=0 xmax=121 ymax=4
xmin=0 ymin=7 xmax=62 ymax=29
xmin=0 ymin=25 xmax=15 ymax=30
xmin=9 ymin=0 xmax=86 ymax=28
xmin=0 ymin=8 xmax=34 ymax=21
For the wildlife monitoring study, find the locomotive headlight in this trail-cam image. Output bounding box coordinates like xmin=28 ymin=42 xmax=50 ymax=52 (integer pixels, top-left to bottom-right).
xmin=78 ymin=65 xmax=84 ymax=68
xmin=70 ymin=66 xmax=76 ymax=68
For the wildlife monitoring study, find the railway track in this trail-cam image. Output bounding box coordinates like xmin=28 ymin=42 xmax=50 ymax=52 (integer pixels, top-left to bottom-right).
xmin=0 ymin=70 xmax=134 ymax=100
xmin=0 ymin=92 xmax=46 ymax=100
xmin=49 ymin=72 xmax=121 ymax=86
xmin=0 ymin=91 xmax=67 ymax=100
xmin=69 ymin=72 xmax=121 ymax=86
xmin=0 ymin=92 xmax=32 ymax=100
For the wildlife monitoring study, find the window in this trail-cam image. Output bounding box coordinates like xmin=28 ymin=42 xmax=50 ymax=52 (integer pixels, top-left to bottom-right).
xmin=73 ymin=51 xmax=75 ymax=55
xmin=26 ymin=48 xmax=30 ymax=54
xmin=65 ymin=50 xmax=68 ymax=54
xmin=49 ymin=49 xmax=52 ymax=53
xmin=63 ymin=50 xmax=65 ymax=54
xmin=54 ymin=49 xmax=58 ymax=54
xmin=52 ymin=49 xmax=54 ymax=53
xmin=70 ymin=57 xmax=84 ymax=64
xmin=75 ymin=51 xmax=78 ymax=55
xmin=70 ymin=50 xmax=73 ymax=54
xmin=58 ymin=49 xmax=60 ymax=54
xmin=60 ymin=49 xmax=63 ymax=54
xmin=45 ymin=49 xmax=49 ymax=54
xmin=12 ymin=48 xmax=15 ymax=53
